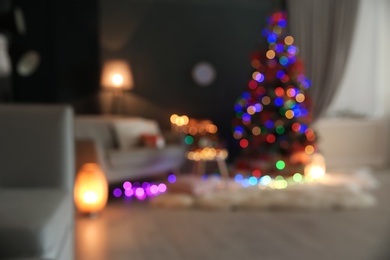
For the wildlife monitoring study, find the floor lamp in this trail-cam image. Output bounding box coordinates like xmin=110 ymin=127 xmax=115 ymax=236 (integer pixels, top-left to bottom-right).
xmin=101 ymin=60 xmax=133 ymax=115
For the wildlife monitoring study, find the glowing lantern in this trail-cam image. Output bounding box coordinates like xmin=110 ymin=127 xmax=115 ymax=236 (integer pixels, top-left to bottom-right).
xmin=304 ymin=153 xmax=326 ymax=180
xmin=74 ymin=163 xmax=108 ymax=215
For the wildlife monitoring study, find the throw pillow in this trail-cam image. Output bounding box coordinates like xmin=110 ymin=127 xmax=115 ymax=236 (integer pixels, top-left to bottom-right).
xmin=141 ymin=134 xmax=165 ymax=149
xmin=112 ymin=118 xmax=161 ymax=150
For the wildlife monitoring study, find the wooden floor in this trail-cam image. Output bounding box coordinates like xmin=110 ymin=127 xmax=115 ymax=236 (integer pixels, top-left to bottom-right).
xmin=76 ymin=169 xmax=390 ymax=260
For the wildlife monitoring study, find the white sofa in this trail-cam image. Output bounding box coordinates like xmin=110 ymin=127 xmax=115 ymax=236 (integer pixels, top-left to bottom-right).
xmin=74 ymin=116 xmax=186 ymax=183
xmin=0 ymin=105 xmax=74 ymax=260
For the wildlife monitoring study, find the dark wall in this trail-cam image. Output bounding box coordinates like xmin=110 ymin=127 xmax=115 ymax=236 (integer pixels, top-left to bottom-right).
xmin=8 ymin=0 xmax=100 ymax=112
xmin=100 ymin=0 xmax=283 ymax=138
xmin=3 ymin=0 xmax=283 ymax=151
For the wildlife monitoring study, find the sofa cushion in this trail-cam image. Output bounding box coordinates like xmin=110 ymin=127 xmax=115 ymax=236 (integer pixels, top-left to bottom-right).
xmin=112 ymin=117 xmax=161 ymax=150
xmin=108 ymin=145 xmax=184 ymax=169
xmin=75 ymin=116 xmax=117 ymax=149
xmin=0 ymin=188 xmax=72 ymax=259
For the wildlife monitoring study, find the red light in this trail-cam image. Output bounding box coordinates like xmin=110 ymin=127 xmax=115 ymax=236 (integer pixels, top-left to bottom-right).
xmin=248 ymin=80 xmax=257 ymax=89
xmin=281 ymin=75 xmax=290 ymax=83
xmin=292 ymin=123 xmax=301 ymax=132
xmin=240 ymin=139 xmax=249 ymax=148
xmin=266 ymin=134 xmax=276 ymax=143
xmin=252 ymin=169 xmax=261 ymax=178
xmin=256 ymin=86 xmax=266 ymax=95
xmin=275 ymin=87 xmax=284 ymax=97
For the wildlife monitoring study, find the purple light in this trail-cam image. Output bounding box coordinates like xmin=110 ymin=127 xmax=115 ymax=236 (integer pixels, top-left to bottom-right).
xmin=113 ymin=188 xmax=122 ymax=198
xmin=150 ymin=185 xmax=159 ymax=195
xmin=158 ymin=183 xmax=167 ymax=193
xmin=254 ymin=103 xmax=263 ymax=112
xmin=297 ymin=74 xmax=305 ymax=83
xmin=142 ymin=182 xmax=150 ymax=190
xmin=287 ymin=45 xmax=297 ymax=55
xmin=135 ymin=188 xmax=145 ymax=197
xmin=242 ymin=113 xmax=251 ymax=123
xmin=302 ymin=79 xmax=311 ymax=88
xmin=123 ymin=181 xmax=132 ymax=190
xmin=168 ymin=174 xmax=177 ymax=183
xmin=255 ymin=73 xmax=264 ymax=82
xmin=124 ymin=189 xmax=134 ymax=197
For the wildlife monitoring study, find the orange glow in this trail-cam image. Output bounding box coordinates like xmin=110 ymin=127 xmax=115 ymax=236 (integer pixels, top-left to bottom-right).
xmin=101 ymin=60 xmax=133 ymax=90
xmin=251 ymin=59 xmax=261 ymax=68
xmin=247 ymin=106 xmax=256 ymax=115
xmin=296 ymin=93 xmax=305 ymax=103
xmin=170 ymin=114 xmax=178 ymax=124
xmin=262 ymin=96 xmax=271 ymax=105
xmin=285 ymin=110 xmax=294 ymax=119
xmin=207 ymin=124 xmax=218 ymax=134
xmin=252 ymin=126 xmax=261 ymax=135
xmin=284 ymin=36 xmax=294 ymax=45
xmin=74 ymin=163 xmax=108 ymax=214
xmin=305 ymin=145 xmax=315 ymax=154
xmin=266 ymin=50 xmax=276 ymax=59
xmin=304 ymin=153 xmax=326 ymax=180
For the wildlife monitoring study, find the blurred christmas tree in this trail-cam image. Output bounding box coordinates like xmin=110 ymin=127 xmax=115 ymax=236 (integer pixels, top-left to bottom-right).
xmin=232 ymin=11 xmax=317 ymax=177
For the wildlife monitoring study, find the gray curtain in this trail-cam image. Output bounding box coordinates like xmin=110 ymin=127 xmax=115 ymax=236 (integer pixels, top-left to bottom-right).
xmin=287 ymin=0 xmax=359 ymax=120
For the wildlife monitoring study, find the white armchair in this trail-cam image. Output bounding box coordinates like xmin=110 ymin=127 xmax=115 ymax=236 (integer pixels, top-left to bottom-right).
xmin=0 ymin=104 xmax=75 ymax=259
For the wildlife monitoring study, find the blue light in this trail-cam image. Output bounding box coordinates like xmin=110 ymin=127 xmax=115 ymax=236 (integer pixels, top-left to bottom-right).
xmin=235 ymin=126 xmax=244 ymax=133
xmin=234 ymin=104 xmax=243 ymax=112
xmin=275 ymin=44 xmax=284 ymax=53
xmin=278 ymin=19 xmax=287 ymax=28
xmin=279 ymin=56 xmax=289 ymax=66
xmin=293 ymin=108 xmax=302 ymax=117
xmin=242 ymin=92 xmax=251 ymax=99
xmin=241 ymin=179 xmax=250 ymax=188
xmin=234 ymin=174 xmax=244 ymax=183
xmin=300 ymin=124 xmax=308 ymax=133
xmin=248 ymin=176 xmax=258 ymax=186
xmin=267 ymin=34 xmax=277 ymax=44
xmin=265 ymin=120 xmax=274 ymax=129
xmin=262 ymin=28 xmax=271 ymax=37
xmin=242 ymin=113 xmax=251 ymax=122
xmin=276 ymin=70 xmax=285 ymax=79
xmin=302 ymin=79 xmax=311 ymax=88
xmin=301 ymin=108 xmax=309 ymax=117
xmin=275 ymin=97 xmax=284 ymax=106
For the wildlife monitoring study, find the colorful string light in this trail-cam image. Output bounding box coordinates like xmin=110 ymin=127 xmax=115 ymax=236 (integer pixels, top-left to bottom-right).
xmin=232 ymin=10 xmax=317 ymax=176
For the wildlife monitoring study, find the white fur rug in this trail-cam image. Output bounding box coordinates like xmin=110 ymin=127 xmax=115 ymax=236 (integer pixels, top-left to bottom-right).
xmin=150 ymin=168 xmax=378 ymax=211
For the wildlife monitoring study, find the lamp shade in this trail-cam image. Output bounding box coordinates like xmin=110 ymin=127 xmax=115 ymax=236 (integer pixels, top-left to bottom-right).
xmin=101 ymin=60 xmax=133 ymax=90
xmin=74 ymin=163 xmax=108 ymax=214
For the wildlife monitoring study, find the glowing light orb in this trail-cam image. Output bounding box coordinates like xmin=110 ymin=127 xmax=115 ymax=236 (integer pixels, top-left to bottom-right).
xmin=276 ymin=160 xmax=285 ymax=170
